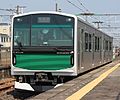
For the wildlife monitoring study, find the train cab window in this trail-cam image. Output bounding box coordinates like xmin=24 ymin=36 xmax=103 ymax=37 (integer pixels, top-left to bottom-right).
xmin=13 ymin=15 xmax=30 ymax=47
xmin=85 ymin=33 xmax=88 ymax=51
xmin=31 ymin=14 xmax=74 ymax=46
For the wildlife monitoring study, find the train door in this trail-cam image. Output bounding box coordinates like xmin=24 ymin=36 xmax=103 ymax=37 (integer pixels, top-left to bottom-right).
xmin=77 ymin=28 xmax=80 ymax=71
xmin=101 ymin=35 xmax=104 ymax=64
xmin=100 ymin=37 xmax=102 ymax=63
xmin=92 ymin=33 xmax=95 ymax=66
xmin=77 ymin=28 xmax=84 ymax=72
xmin=103 ymin=38 xmax=106 ymax=63
xmin=80 ymin=29 xmax=84 ymax=69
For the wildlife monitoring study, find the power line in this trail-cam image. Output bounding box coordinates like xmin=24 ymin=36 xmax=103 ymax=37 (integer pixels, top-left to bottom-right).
xmin=66 ymin=0 xmax=85 ymax=12
xmin=66 ymin=0 xmax=99 ymax=22
xmin=75 ymin=0 xmax=101 ymax=22
xmin=76 ymin=0 xmax=90 ymax=12
xmin=66 ymin=0 xmax=119 ymax=30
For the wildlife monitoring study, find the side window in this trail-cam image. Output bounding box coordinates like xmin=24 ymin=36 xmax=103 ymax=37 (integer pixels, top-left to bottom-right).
xmin=109 ymin=42 xmax=112 ymax=51
xmin=85 ymin=33 xmax=88 ymax=51
xmin=97 ymin=37 xmax=100 ymax=51
xmin=95 ymin=36 xmax=100 ymax=51
xmin=105 ymin=40 xmax=108 ymax=51
xmin=1 ymin=37 xmax=3 ymax=42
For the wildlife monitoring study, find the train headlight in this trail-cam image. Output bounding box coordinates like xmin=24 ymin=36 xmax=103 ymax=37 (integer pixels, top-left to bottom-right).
xmin=17 ymin=18 xmax=22 ymax=22
xmin=13 ymin=56 xmax=16 ymax=65
xmin=66 ymin=18 xmax=72 ymax=22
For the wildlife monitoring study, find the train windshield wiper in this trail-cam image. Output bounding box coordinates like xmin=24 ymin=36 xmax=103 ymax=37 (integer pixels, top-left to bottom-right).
xmin=53 ymin=47 xmax=71 ymax=52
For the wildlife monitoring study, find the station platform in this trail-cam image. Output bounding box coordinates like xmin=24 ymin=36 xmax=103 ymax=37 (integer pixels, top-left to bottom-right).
xmin=30 ymin=57 xmax=120 ymax=100
xmin=81 ymin=63 xmax=120 ymax=100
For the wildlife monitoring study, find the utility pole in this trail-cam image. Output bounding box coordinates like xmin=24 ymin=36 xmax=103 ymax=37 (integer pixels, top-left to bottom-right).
xmin=0 ymin=5 xmax=26 ymax=23
xmin=15 ymin=5 xmax=26 ymax=15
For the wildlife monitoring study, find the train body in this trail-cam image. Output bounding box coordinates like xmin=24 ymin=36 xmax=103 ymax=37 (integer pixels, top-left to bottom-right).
xmin=11 ymin=11 xmax=113 ymax=91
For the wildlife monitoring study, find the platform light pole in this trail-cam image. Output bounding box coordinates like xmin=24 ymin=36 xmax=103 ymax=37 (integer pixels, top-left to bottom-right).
xmin=55 ymin=0 xmax=61 ymax=12
xmin=55 ymin=2 xmax=58 ymax=11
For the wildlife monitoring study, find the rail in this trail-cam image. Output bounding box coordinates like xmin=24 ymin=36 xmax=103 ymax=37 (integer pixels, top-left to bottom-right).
xmin=0 ymin=78 xmax=15 ymax=95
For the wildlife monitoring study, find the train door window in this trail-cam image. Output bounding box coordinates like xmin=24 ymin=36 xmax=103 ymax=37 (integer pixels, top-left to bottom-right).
xmin=103 ymin=39 xmax=105 ymax=50
xmin=109 ymin=42 xmax=112 ymax=51
xmin=98 ymin=37 xmax=100 ymax=51
xmin=89 ymin=34 xmax=92 ymax=52
xmin=95 ymin=36 xmax=97 ymax=51
xmin=85 ymin=32 xmax=88 ymax=51
xmin=81 ymin=29 xmax=84 ymax=46
xmin=80 ymin=29 xmax=84 ymax=51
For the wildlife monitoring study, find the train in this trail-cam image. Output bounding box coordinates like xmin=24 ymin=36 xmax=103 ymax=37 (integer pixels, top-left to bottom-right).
xmin=11 ymin=11 xmax=113 ymax=91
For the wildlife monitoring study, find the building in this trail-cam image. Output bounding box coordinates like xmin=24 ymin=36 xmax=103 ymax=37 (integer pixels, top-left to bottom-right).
xmin=0 ymin=23 xmax=11 ymax=47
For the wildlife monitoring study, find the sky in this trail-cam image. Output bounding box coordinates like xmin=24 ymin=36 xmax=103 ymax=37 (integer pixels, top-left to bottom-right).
xmin=0 ymin=0 xmax=120 ymax=47
xmin=0 ymin=0 xmax=120 ymax=14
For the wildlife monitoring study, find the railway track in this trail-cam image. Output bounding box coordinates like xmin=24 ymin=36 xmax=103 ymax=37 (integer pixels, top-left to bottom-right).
xmin=0 ymin=78 xmax=15 ymax=96
xmin=0 ymin=57 xmax=119 ymax=100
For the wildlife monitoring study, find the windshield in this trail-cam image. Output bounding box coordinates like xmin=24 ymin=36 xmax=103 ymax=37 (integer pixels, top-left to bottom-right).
xmin=13 ymin=14 xmax=74 ymax=47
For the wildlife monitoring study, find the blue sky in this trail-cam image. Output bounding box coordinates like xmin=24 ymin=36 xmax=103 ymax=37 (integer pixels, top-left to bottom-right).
xmin=1 ymin=0 xmax=120 ymax=46
xmin=0 ymin=0 xmax=120 ymax=14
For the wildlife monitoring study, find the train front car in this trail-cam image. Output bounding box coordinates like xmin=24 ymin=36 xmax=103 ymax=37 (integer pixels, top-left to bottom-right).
xmin=11 ymin=12 xmax=77 ymax=91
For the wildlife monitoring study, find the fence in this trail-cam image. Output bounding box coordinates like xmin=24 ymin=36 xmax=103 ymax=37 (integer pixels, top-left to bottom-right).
xmin=0 ymin=47 xmax=11 ymax=67
xmin=0 ymin=47 xmax=11 ymax=79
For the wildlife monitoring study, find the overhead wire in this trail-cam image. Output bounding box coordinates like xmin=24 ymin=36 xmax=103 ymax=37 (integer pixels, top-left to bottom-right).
xmin=66 ymin=0 xmax=85 ymax=13
xmin=76 ymin=0 xmax=89 ymax=12
xmin=77 ymin=0 xmax=112 ymax=28
xmin=66 ymin=0 xmax=111 ymax=28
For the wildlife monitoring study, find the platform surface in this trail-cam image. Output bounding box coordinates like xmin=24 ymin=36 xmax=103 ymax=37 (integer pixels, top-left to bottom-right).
xmin=81 ymin=63 xmax=120 ymax=100
xmin=30 ymin=57 xmax=120 ymax=100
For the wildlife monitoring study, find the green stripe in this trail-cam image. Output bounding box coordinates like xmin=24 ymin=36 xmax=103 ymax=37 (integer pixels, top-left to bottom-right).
xmin=16 ymin=58 xmax=69 ymax=63
xmin=17 ymin=60 xmax=69 ymax=65
xmin=15 ymin=54 xmax=72 ymax=70
xmin=32 ymin=25 xmax=72 ymax=28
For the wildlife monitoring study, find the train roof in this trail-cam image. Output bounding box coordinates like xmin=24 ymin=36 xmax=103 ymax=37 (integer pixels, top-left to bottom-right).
xmin=76 ymin=16 xmax=113 ymax=39
xmin=12 ymin=11 xmax=76 ymax=19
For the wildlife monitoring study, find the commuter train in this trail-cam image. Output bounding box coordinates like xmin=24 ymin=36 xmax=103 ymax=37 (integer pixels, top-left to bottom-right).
xmin=11 ymin=11 xmax=113 ymax=91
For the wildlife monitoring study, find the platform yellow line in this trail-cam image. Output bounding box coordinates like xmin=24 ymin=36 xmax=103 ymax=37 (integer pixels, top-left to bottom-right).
xmin=66 ymin=63 xmax=120 ymax=100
